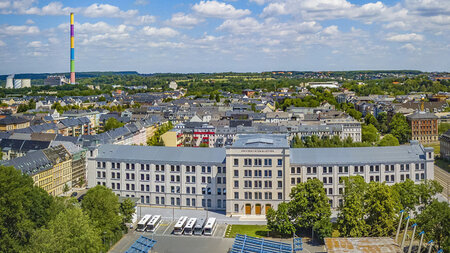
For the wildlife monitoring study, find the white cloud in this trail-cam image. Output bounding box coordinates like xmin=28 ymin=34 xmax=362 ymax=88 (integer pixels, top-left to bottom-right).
xmin=322 ymin=25 xmax=339 ymax=36
xmin=134 ymin=0 xmax=149 ymax=6
xmin=249 ymin=0 xmax=266 ymax=5
xmin=261 ymin=2 xmax=289 ymax=17
xmin=217 ymin=17 xmax=262 ymax=34
xmin=386 ymin=33 xmax=424 ymax=42
xmin=124 ymin=15 xmax=156 ymax=25
xmin=27 ymin=40 xmax=43 ymax=47
xmin=25 ymin=19 xmax=34 ymax=24
xmin=142 ymin=26 xmax=179 ymax=37
xmin=48 ymin=37 xmax=59 ymax=44
xmin=0 ymin=25 xmax=40 ymax=35
xmin=147 ymin=41 xmax=185 ymax=48
xmin=404 ymin=0 xmax=450 ymax=16
xmin=0 ymin=1 xmax=11 ymax=9
xmin=400 ymin=43 xmax=418 ymax=51
xmin=83 ymin=3 xmax=138 ymax=18
xmin=57 ymin=21 xmax=134 ymax=47
xmin=0 ymin=40 xmax=5 ymax=46
xmin=167 ymin=13 xmax=204 ymax=28
xmin=193 ymin=1 xmax=251 ymax=19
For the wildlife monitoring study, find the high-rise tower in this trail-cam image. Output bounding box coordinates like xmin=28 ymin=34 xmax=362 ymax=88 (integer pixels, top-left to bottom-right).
xmin=70 ymin=12 xmax=75 ymax=84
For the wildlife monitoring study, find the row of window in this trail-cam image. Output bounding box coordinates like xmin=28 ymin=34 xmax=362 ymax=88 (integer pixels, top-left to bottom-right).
xmin=290 ymin=163 xmax=425 ymax=175
xmin=236 ymin=192 xmax=282 ymax=200
xmin=98 ymin=162 xmax=226 ymax=174
xmin=235 ymin=169 xmax=282 ymax=178
xmin=242 ymin=180 xmax=276 ymax=189
xmin=235 ymin=158 xmax=281 ymax=167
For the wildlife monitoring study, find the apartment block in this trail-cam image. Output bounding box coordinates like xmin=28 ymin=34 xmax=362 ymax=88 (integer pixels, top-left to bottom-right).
xmin=87 ymin=145 xmax=227 ymax=210
xmin=87 ymin=134 xmax=434 ymax=216
xmin=4 ymin=144 xmax=75 ymax=196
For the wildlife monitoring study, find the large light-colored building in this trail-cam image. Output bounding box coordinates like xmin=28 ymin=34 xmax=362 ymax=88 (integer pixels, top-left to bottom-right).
xmin=5 ymin=75 xmax=13 ymax=88
xmin=87 ymin=134 xmax=434 ymax=216
xmin=4 ymin=144 xmax=74 ymax=196
xmin=87 ymin=145 xmax=227 ymax=210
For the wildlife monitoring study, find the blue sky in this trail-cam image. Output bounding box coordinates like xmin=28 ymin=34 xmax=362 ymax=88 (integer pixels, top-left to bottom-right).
xmin=0 ymin=0 xmax=449 ymax=74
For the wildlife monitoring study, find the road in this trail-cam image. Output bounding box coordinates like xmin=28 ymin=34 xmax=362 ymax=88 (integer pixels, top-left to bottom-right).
xmin=434 ymin=165 xmax=450 ymax=200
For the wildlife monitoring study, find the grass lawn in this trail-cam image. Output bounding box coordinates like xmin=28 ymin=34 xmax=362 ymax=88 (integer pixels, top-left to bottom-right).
xmin=225 ymin=225 xmax=270 ymax=238
xmin=424 ymin=143 xmax=440 ymax=155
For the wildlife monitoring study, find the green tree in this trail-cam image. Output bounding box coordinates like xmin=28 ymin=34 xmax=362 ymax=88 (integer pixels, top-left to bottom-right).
xmin=362 ymin=124 xmax=380 ymax=143
xmin=28 ymin=99 xmax=36 ymax=110
xmin=119 ymin=199 xmax=135 ymax=224
xmin=62 ymin=183 xmax=69 ymax=195
xmin=364 ymin=182 xmax=401 ymax=236
xmin=288 ymin=178 xmax=332 ymax=240
xmin=17 ymin=104 xmax=29 ymax=113
xmin=0 ymin=165 xmax=54 ymax=252
xmin=81 ymin=186 xmax=122 ymax=246
xmin=337 ymin=176 xmax=369 ymax=237
xmin=215 ymin=93 xmax=220 ymax=102
xmin=28 ymin=207 xmax=102 ymax=253
xmin=389 ymin=113 xmax=411 ymax=144
xmin=104 ymin=118 xmax=125 ymax=132
xmin=51 ymin=102 xmax=64 ymax=114
xmin=266 ymin=203 xmax=296 ymax=237
xmin=346 ymin=108 xmax=362 ymax=121
xmin=392 ymin=179 xmax=419 ymax=212
xmin=416 ymin=180 xmax=443 ymax=207
xmin=364 ymin=113 xmax=377 ymax=127
xmin=416 ymin=200 xmax=450 ymax=251
xmin=376 ymin=112 xmax=389 ymax=134
xmin=378 ymin=134 xmax=400 ymax=146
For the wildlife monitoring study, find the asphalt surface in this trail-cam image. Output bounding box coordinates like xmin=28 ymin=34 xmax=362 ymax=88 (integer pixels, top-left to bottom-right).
xmin=434 ymin=165 xmax=450 ymax=200
xmin=109 ymin=218 xmax=326 ymax=253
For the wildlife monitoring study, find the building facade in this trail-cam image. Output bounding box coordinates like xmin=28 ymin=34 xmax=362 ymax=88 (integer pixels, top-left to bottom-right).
xmin=407 ymin=111 xmax=439 ymax=144
xmin=440 ymin=129 xmax=450 ymax=160
xmin=87 ymin=145 xmax=227 ymax=210
xmin=4 ymin=144 xmax=74 ymax=196
xmin=87 ymin=134 xmax=434 ymax=216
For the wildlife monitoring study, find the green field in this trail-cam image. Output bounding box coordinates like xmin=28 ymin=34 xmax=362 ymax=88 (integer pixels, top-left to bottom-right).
xmin=225 ymin=225 xmax=270 ymax=238
xmin=424 ymin=143 xmax=440 ymax=155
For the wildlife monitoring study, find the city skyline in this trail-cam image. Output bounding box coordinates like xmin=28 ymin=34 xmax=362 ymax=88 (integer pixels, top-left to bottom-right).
xmin=0 ymin=0 xmax=449 ymax=75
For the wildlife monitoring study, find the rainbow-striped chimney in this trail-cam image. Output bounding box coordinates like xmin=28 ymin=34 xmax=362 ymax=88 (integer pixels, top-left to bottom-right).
xmin=70 ymin=12 xmax=75 ymax=84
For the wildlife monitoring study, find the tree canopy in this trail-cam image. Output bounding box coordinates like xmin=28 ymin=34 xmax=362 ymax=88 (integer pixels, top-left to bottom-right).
xmin=416 ymin=200 xmax=450 ymax=251
xmin=103 ymin=117 xmax=125 ymax=132
xmin=0 ymin=165 xmax=54 ymax=252
xmin=29 ymin=207 xmax=102 ymax=253
xmin=389 ymin=113 xmax=411 ymax=144
xmin=378 ymin=134 xmax=400 ymax=146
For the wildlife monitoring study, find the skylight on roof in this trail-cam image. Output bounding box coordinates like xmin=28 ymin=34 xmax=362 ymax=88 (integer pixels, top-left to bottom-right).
xmin=245 ymin=138 xmax=274 ymax=145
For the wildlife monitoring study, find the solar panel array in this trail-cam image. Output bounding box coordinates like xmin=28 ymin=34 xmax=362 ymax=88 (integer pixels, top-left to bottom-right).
xmin=125 ymin=235 xmax=157 ymax=253
xmin=231 ymin=234 xmax=293 ymax=253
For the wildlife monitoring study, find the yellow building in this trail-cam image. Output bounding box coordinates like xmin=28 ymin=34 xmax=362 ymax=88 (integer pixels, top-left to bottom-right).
xmin=43 ymin=145 xmax=72 ymax=196
xmin=161 ymin=129 xmax=184 ymax=147
xmin=0 ymin=116 xmax=30 ymax=131
xmin=5 ymin=145 xmax=73 ymax=196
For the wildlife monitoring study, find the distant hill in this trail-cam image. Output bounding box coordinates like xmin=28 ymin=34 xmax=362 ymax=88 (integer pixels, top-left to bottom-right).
xmin=0 ymin=71 xmax=140 ymax=80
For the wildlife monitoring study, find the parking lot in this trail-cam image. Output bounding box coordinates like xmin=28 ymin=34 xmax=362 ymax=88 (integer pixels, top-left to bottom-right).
xmin=109 ymin=207 xmax=326 ymax=253
xmin=110 ymin=219 xmax=232 ymax=253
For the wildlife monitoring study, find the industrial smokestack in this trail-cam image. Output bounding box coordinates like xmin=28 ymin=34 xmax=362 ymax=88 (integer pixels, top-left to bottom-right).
xmin=70 ymin=12 xmax=75 ymax=84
